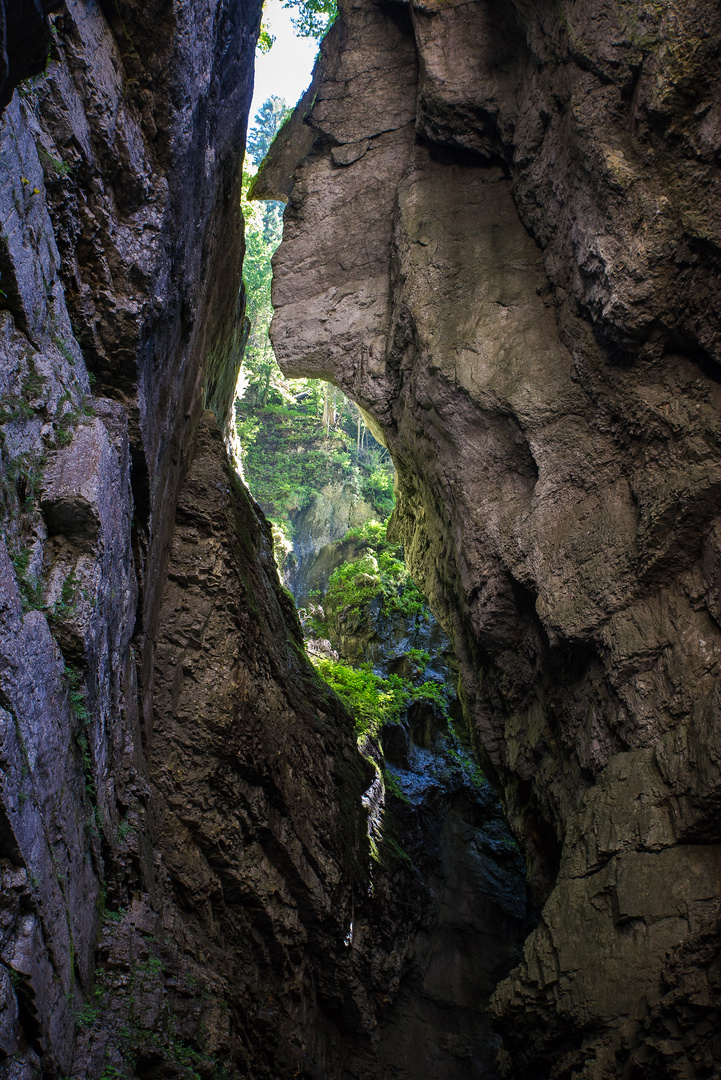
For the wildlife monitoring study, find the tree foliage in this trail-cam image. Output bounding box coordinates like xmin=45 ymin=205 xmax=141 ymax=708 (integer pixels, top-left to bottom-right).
xmin=235 ymin=396 xmax=394 ymax=535
xmin=282 ymin=0 xmax=337 ymax=39
xmin=246 ymin=96 xmax=291 ymax=167
xmin=240 ymin=169 xmax=283 ymax=409
xmin=258 ymin=20 xmax=275 ymax=54
xmin=323 ymin=522 xmax=427 ymax=623
xmin=240 ymin=98 xmax=291 ymax=409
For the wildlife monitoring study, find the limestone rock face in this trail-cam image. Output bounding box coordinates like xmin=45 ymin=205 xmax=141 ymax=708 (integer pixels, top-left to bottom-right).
xmin=0 ymin=0 xmax=387 ymax=1074
xmin=3 ymin=4 xmax=526 ymax=1074
xmin=264 ymin=0 xmax=721 ymax=1073
xmin=71 ymin=413 xmax=374 ymax=1076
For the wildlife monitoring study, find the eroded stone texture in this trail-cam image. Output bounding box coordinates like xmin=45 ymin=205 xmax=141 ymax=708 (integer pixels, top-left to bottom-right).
xmin=263 ymin=0 xmax=721 ymax=1073
xmin=0 ymin=0 xmax=272 ymax=1072
xmin=150 ymin=414 xmax=374 ymax=1072
xmin=63 ymin=413 xmax=380 ymax=1076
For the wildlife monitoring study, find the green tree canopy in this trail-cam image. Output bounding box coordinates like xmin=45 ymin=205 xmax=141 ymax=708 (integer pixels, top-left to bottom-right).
xmin=282 ymin=0 xmax=337 ymax=39
xmin=246 ymin=96 xmax=291 ymax=167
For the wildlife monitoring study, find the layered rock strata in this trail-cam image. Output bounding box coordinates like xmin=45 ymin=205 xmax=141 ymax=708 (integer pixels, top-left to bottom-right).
xmin=0 ymin=0 xmax=259 ymax=1069
xmin=259 ymin=0 xmax=721 ymax=1074
xmin=0 ymin=1 xmax=395 ymax=1075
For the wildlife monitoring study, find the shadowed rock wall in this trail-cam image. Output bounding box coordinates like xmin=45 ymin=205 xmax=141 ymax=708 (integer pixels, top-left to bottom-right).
xmin=0 ymin=1 xmax=399 ymax=1075
xmin=0 ymin=3 xmax=530 ymax=1076
xmin=0 ymin=0 xmax=260 ymax=1070
xmin=260 ymin=0 xmax=721 ymax=1074
xmin=2 ymin=0 xmax=719 ymax=1075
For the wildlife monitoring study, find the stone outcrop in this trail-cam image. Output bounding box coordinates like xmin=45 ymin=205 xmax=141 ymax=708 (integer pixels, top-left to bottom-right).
xmin=260 ymin=0 xmax=721 ymax=1074
xmin=70 ymin=412 xmax=375 ymax=1077
xmin=0 ymin=2 xmax=530 ymax=1075
xmin=288 ymin=478 xmax=376 ymax=590
xmin=0 ymin=1 xmax=397 ymax=1075
xmin=1 ymin=0 xmax=719 ymax=1075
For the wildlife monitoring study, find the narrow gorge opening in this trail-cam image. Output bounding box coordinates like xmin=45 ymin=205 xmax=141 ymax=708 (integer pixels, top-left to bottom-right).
xmin=0 ymin=0 xmax=717 ymax=1077
xmin=235 ymin=16 xmax=534 ymax=1076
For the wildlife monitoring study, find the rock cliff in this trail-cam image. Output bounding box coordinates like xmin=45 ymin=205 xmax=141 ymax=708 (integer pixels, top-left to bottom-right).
xmin=0 ymin=1 xmax=393 ymax=1075
xmin=259 ymin=0 xmax=721 ymax=1074
xmin=1 ymin=0 xmax=719 ymax=1076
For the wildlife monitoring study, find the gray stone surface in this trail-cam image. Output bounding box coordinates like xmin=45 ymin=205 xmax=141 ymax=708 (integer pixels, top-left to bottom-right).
xmin=263 ymin=0 xmax=721 ymax=1073
xmin=1 ymin=0 xmax=718 ymax=1074
xmin=0 ymin=0 xmax=269 ymax=1073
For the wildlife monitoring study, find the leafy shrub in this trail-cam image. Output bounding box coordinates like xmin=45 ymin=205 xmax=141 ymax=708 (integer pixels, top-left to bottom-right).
xmin=282 ymin=0 xmax=337 ymax=38
xmin=312 ymin=655 xmax=453 ymax=747
xmin=361 ymin=466 xmax=394 ymax=520
xmin=405 ymin=648 xmax=430 ymax=674
xmin=324 ymin=520 xmax=427 ymax=623
xmin=311 ymin=659 xmax=412 ymax=739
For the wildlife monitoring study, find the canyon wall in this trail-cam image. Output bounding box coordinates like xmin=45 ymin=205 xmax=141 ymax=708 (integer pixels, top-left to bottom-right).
xmin=0 ymin=2 xmax=392 ymax=1075
xmin=260 ymin=0 xmax=721 ymax=1075
xmin=0 ymin=3 xmax=530 ymax=1076
xmin=1 ymin=0 xmax=719 ymax=1076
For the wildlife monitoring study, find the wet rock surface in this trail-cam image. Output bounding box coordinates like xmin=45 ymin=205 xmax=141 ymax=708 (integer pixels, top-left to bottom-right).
xmin=376 ymin=730 xmax=531 ymax=1080
xmin=264 ymin=0 xmax=721 ymax=1074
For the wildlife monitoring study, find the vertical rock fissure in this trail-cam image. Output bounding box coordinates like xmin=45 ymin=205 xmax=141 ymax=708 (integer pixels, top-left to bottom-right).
xmin=0 ymin=0 xmax=718 ymax=1076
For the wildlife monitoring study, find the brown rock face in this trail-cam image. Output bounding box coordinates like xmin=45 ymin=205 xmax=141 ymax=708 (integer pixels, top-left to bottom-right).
xmin=150 ymin=413 xmax=372 ymax=1074
xmin=263 ymin=0 xmax=721 ymax=1074
xmin=1 ymin=3 xmax=527 ymax=1074
xmin=0 ymin=0 xmax=385 ymax=1075
xmin=0 ymin=0 xmax=252 ymax=1067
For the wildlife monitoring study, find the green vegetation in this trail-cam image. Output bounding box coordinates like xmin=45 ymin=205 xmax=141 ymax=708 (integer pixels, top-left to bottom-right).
xmin=9 ymin=546 xmax=43 ymax=612
xmin=313 ymin=660 xmax=411 ymax=739
xmin=118 ymin=817 xmax=134 ymax=841
xmin=64 ymin=663 xmax=100 ymax=816
xmin=237 ymin=397 xmax=393 ymax=534
xmin=307 ymin=518 xmax=486 ymax=793
xmin=37 ymin=144 xmax=73 ymax=178
xmin=241 ymin=98 xmax=289 ymax=410
xmin=54 ymin=392 xmax=94 ymax=445
xmin=52 ymin=332 xmax=76 ymax=365
xmin=324 ymin=520 xmax=426 ymax=623
xmin=238 ymin=99 xmax=394 ymax=535
xmin=64 ymin=663 xmax=89 ymax=725
xmin=309 ymin=520 xmax=449 ymax=744
xmin=442 ymin=723 xmax=486 ymax=791
xmin=77 ymin=948 xmax=224 ymax=1080
xmin=246 ymin=96 xmax=290 ymax=166
xmin=49 ymin=570 xmax=79 ymax=626
xmin=104 ymin=907 xmax=126 ymax=924
xmin=0 ymin=396 xmax=33 ymax=423
xmin=0 ymin=357 xmax=45 ymax=423
xmin=74 ymin=1001 xmax=99 ymax=1029
xmin=282 ymin=0 xmax=337 ymax=38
